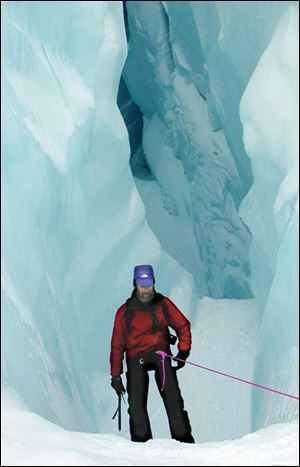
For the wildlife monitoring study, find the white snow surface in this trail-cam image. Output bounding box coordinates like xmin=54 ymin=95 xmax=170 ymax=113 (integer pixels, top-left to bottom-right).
xmin=2 ymin=401 xmax=298 ymax=466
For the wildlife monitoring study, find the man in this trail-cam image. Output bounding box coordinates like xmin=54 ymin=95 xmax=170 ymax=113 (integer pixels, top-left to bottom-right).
xmin=110 ymin=264 xmax=195 ymax=443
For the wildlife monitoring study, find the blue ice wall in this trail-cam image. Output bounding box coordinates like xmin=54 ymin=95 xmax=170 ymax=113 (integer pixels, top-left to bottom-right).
xmin=2 ymin=1 xmax=131 ymax=430
xmin=240 ymin=5 xmax=299 ymax=429
xmin=121 ymin=1 xmax=292 ymax=300
xmin=1 ymin=0 xmax=199 ymax=433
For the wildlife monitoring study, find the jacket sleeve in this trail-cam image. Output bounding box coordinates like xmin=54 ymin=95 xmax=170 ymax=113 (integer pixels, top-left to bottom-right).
xmin=164 ymin=296 xmax=192 ymax=354
xmin=110 ymin=306 xmax=126 ymax=377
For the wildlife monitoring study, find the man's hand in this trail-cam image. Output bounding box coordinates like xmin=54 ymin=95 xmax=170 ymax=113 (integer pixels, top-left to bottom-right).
xmin=111 ymin=376 xmax=126 ymax=395
xmin=173 ymin=350 xmax=190 ymax=370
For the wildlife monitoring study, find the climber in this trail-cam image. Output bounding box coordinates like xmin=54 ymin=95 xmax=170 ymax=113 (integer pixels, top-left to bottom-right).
xmin=110 ymin=264 xmax=195 ymax=443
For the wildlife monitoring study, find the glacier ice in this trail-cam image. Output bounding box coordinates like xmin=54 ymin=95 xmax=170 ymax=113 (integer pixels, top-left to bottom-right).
xmin=121 ymin=0 xmax=254 ymax=299
xmin=1 ymin=0 xmax=299 ymax=448
xmin=240 ymin=5 xmax=299 ymax=429
xmin=1 ymin=0 xmax=201 ymax=434
xmin=2 ymin=0 xmax=164 ymax=431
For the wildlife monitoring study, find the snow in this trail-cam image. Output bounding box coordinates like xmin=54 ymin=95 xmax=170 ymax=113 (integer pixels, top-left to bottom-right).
xmin=2 ymin=402 xmax=298 ymax=466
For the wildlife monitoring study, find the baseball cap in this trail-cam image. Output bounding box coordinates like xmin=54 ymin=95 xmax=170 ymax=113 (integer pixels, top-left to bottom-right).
xmin=133 ymin=264 xmax=155 ymax=286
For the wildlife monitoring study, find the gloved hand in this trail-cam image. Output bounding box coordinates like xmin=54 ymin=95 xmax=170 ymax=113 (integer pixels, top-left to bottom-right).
xmin=111 ymin=376 xmax=126 ymax=395
xmin=173 ymin=350 xmax=190 ymax=370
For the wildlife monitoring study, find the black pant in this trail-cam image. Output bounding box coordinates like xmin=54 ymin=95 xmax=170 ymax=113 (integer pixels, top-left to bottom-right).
xmin=125 ymin=349 xmax=195 ymax=443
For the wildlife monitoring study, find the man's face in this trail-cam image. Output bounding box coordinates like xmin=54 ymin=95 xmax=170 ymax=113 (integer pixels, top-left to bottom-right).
xmin=136 ymin=284 xmax=154 ymax=301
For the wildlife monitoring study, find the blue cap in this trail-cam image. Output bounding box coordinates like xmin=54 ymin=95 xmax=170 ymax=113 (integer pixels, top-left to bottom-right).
xmin=134 ymin=265 xmax=155 ymax=286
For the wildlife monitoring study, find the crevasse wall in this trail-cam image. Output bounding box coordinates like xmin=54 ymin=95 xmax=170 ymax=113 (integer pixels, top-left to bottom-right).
xmin=2 ymin=1 xmax=185 ymax=431
xmin=2 ymin=0 xmax=201 ymax=432
xmin=240 ymin=5 xmax=299 ymax=429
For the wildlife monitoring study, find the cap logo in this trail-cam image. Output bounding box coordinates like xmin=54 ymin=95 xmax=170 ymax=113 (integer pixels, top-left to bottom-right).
xmin=140 ymin=273 xmax=149 ymax=278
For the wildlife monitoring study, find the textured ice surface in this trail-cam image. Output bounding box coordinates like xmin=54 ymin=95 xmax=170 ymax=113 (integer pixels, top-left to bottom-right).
xmin=240 ymin=5 xmax=299 ymax=429
xmin=120 ymin=1 xmax=296 ymax=299
xmin=2 ymin=0 xmax=172 ymax=431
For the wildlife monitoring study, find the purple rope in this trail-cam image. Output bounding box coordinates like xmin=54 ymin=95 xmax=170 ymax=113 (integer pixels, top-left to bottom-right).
xmin=155 ymin=351 xmax=299 ymax=400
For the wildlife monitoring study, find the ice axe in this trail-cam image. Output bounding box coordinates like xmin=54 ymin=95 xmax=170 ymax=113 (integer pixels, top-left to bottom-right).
xmin=112 ymin=393 xmax=126 ymax=431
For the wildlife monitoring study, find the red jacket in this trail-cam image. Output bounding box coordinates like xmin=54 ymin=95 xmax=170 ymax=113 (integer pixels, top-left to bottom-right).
xmin=110 ymin=294 xmax=191 ymax=377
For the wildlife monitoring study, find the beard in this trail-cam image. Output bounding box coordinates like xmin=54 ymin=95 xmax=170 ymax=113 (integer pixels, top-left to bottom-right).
xmin=137 ymin=288 xmax=155 ymax=302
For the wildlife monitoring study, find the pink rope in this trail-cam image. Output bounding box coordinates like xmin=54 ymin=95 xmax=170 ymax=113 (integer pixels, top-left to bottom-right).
xmin=155 ymin=351 xmax=167 ymax=391
xmin=155 ymin=351 xmax=299 ymax=400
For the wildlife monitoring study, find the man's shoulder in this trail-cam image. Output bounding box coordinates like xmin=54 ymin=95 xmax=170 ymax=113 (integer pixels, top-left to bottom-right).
xmin=156 ymin=293 xmax=179 ymax=313
xmin=159 ymin=294 xmax=171 ymax=304
xmin=116 ymin=302 xmax=127 ymax=316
